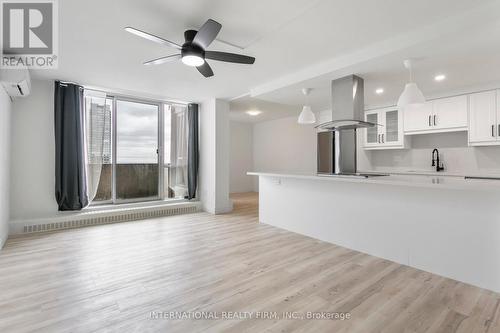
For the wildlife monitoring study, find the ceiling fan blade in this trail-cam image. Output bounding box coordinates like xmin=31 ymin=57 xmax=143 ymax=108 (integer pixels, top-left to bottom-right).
xmin=205 ymin=51 xmax=255 ymax=64
xmin=125 ymin=27 xmax=182 ymax=50
xmin=196 ymin=62 xmax=214 ymax=77
xmin=193 ymin=19 xmax=222 ymax=49
xmin=143 ymin=54 xmax=181 ymax=65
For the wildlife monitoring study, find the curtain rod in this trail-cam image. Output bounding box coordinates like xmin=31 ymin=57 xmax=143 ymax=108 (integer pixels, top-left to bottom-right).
xmin=56 ymin=80 xmax=83 ymax=88
xmin=83 ymin=85 xmax=192 ymax=106
xmin=55 ymin=79 xmax=192 ymax=106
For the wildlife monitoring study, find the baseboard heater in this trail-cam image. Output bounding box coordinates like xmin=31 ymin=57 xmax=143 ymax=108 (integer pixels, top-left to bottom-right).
xmin=13 ymin=203 xmax=201 ymax=235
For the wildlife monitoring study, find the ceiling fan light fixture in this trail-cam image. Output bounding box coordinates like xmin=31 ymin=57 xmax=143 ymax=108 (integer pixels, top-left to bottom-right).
xmin=125 ymin=19 xmax=255 ymax=77
xmin=181 ymin=55 xmax=205 ymax=67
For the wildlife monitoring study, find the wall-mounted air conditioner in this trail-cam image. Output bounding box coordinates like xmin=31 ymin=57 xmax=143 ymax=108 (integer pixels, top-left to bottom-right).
xmin=0 ymin=67 xmax=31 ymax=97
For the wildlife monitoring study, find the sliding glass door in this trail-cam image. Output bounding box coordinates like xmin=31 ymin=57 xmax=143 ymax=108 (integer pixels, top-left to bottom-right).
xmin=87 ymin=93 xmax=188 ymax=205
xmin=114 ymin=99 xmax=160 ymax=202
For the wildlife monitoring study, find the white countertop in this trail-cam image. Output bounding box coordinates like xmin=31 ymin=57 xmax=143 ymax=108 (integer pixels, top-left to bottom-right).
xmin=248 ymin=171 xmax=500 ymax=192
xmin=358 ymin=169 xmax=500 ymax=178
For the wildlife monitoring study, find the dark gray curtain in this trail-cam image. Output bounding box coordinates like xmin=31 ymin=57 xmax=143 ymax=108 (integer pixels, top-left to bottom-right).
xmin=187 ymin=103 xmax=199 ymax=200
xmin=54 ymin=81 xmax=89 ymax=210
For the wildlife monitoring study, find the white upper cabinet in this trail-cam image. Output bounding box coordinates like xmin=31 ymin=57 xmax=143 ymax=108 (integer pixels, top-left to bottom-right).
xmin=469 ymin=90 xmax=498 ymax=146
xmin=433 ymin=95 xmax=468 ymax=130
xmin=364 ymin=112 xmax=380 ymax=146
xmin=364 ymin=107 xmax=405 ymax=150
xmin=403 ymin=95 xmax=468 ymax=135
xmin=363 ymin=90 xmax=500 ymax=147
xmin=384 ymin=109 xmax=401 ymax=144
xmin=403 ymin=102 xmax=433 ymax=133
xmin=497 ymin=90 xmax=500 ymax=140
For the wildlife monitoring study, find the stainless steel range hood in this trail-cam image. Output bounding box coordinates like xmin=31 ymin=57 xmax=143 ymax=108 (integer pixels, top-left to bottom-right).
xmin=315 ymin=75 xmax=376 ymax=131
xmin=316 ymin=75 xmax=380 ymax=176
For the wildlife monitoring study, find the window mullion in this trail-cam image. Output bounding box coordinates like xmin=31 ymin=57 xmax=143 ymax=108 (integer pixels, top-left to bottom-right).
xmin=111 ymin=96 xmax=117 ymax=203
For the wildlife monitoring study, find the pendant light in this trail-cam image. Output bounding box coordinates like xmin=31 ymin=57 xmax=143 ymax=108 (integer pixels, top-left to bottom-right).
xmin=298 ymin=88 xmax=316 ymax=124
xmin=397 ymin=59 xmax=425 ymax=108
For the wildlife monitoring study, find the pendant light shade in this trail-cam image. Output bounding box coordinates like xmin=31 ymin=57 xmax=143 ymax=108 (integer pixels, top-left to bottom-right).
xmin=397 ymin=59 xmax=425 ymax=108
xmin=298 ymin=88 xmax=316 ymax=124
xmin=298 ymin=105 xmax=316 ymax=124
xmin=397 ymin=82 xmax=425 ymax=107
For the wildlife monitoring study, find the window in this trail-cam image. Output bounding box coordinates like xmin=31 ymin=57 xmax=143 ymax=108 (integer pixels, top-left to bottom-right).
xmin=85 ymin=94 xmax=112 ymax=202
xmin=85 ymin=93 xmax=188 ymax=204
xmin=115 ymin=99 xmax=159 ymax=200
xmin=167 ymin=105 xmax=189 ymax=199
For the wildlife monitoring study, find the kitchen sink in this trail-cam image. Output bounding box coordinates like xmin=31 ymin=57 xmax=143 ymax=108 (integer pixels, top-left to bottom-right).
xmin=317 ymin=173 xmax=389 ymax=179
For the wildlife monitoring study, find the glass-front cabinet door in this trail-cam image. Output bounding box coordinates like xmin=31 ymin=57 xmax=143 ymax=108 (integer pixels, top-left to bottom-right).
xmin=384 ymin=110 xmax=399 ymax=144
xmin=365 ymin=112 xmax=379 ymax=145
xmin=364 ymin=107 xmax=404 ymax=149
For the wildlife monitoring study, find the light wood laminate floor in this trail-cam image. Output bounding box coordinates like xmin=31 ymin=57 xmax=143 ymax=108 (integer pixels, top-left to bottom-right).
xmin=1 ymin=193 xmax=499 ymax=333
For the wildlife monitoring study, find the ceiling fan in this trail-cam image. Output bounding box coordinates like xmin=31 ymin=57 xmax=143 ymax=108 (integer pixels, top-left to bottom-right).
xmin=124 ymin=19 xmax=255 ymax=78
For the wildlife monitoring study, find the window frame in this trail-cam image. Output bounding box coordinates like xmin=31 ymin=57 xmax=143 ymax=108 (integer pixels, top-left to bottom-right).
xmin=88 ymin=92 xmax=189 ymax=206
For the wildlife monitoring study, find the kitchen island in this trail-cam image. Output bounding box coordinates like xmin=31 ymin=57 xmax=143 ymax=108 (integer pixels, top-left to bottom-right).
xmin=249 ymin=172 xmax=500 ymax=293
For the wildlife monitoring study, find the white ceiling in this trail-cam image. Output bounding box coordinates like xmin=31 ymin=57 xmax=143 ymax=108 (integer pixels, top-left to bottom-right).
xmin=248 ymin=14 xmax=500 ymax=112
xmin=31 ymin=0 xmax=500 ymax=120
xmin=32 ymin=0 xmax=318 ymax=101
xmin=229 ymin=96 xmax=300 ymax=123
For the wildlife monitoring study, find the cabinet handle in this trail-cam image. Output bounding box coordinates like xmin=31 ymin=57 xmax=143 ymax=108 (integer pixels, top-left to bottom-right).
xmin=428 ymin=115 xmax=431 ymax=127
xmin=492 ymin=124 xmax=495 ymax=137
xmin=382 ymin=134 xmax=385 ymax=143
xmin=433 ymin=115 xmax=437 ymax=126
xmin=498 ymin=124 xmax=500 ymax=138
xmin=377 ymin=134 xmax=380 ymax=143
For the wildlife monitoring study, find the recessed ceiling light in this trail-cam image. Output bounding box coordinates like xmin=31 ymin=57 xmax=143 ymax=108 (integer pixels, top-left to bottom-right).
xmin=375 ymin=88 xmax=384 ymax=95
xmin=434 ymin=74 xmax=446 ymax=82
xmin=246 ymin=110 xmax=262 ymax=116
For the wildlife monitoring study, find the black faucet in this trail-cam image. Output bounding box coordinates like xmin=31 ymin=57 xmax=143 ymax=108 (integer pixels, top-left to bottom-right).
xmin=431 ymin=149 xmax=445 ymax=172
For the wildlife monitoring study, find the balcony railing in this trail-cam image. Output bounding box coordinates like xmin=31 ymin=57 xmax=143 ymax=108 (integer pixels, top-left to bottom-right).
xmin=94 ymin=164 xmax=179 ymax=202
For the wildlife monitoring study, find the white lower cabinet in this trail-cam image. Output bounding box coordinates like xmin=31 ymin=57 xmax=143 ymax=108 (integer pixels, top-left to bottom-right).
xmin=469 ymin=90 xmax=500 ymax=146
xmin=364 ymin=107 xmax=405 ymax=150
xmin=403 ymin=95 xmax=468 ymax=135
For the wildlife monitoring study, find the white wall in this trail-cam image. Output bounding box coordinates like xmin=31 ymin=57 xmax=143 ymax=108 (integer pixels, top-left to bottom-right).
xmin=199 ymin=99 xmax=233 ymax=214
xmin=251 ymin=111 xmax=369 ymax=191
xmin=0 ymin=87 xmax=12 ymax=248
xmin=229 ymin=121 xmax=254 ymax=193
xmin=253 ymin=116 xmax=317 ymax=174
xmin=10 ymin=79 xmax=58 ymax=221
xmin=251 ymin=112 xmax=326 ymax=191
xmin=9 ymin=80 xmax=234 ymax=222
xmin=363 ymin=131 xmax=500 ymax=175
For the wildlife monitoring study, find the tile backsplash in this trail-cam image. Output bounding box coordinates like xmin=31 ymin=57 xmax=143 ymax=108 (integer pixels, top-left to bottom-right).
xmin=359 ymin=131 xmax=500 ymax=175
